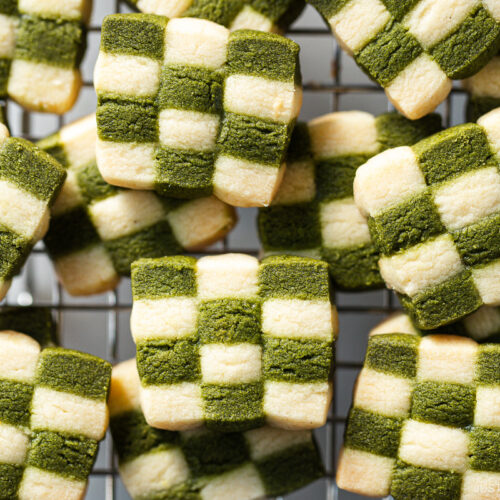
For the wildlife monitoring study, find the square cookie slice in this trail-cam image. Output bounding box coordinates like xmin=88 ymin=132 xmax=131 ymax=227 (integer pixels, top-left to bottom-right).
xmin=0 ymin=0 xmax=91 ymax=113
xmin=0 ymin=330 xmax=111 ymax=500
xmin=109 ymin=359 xmax=324 ymax=500
xmin=125 ymin=0 xmax=305 ymax=33
xmin=309 ymin=0 xmax=500 ymax=119
xmin=95 ymin=14 xmax=302 ymax=207
xmin=38 ymin=114 xmax=236 ymax=296
xmin=354 ymin=108 xmax=500 ymax=329
xmin=131 ymin=253 xmax=337 ymax=431
xmin=258 ymin=111 xmax=441 ymax=290
xmin=0 ymin=123 xmax=66 ymax=301
xmin=337 ymin=331 xmax=500 ymax=500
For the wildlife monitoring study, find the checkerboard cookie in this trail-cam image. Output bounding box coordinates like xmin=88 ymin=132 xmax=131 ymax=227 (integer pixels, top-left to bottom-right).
xmin=0 ymin=307 xmax=58 ymax=347
xmin=0 ymin=124 xmax=65 ymax=302
xmin=371 ymin=307 xmax=500 ymax=343
xmin=337 ymin=332 xmax=500 ymax=499
xmin=0 ymin=331 xmax=111 ymax=500
xmin=131 ymin=253 xmax=337 ymax=431
xmin=39 ymin=115 xmax=236 ymax=296
xmin=258 ymin=111 xmax=441 ymax=290
xmin=94 ymin=14 xmax=301 ymax=207
xmin=109 ymin=359 xmax=324 ymax=500
xmin=464 ymin=55 xmax=500 ymax=121
xmin=0 ymin=0 xmax=90 ymax=113
xmin=125 ymin=0 xmax=305 ymax=32
xmin=309 ymin=0 xmax=500 ymax=119
xmin=354 ymin=108 xmax=500 ymax=329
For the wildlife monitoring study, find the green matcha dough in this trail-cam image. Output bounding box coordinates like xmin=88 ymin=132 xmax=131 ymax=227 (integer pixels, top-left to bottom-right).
xmin=15 ymin=16 xmax=84 ymax=68
xmin=27 ymin=431 xmax=98 ymax=481
xmin=36 ymin=348 xmax=111 ymax=400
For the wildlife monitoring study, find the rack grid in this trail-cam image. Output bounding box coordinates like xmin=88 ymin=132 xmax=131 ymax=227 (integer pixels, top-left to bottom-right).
xmin=1 ymin=1 xmax=464 ymax=498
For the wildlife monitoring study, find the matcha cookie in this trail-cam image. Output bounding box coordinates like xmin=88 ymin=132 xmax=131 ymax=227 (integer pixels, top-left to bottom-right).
xmin=337 ymin=332 xmax=500 ymax=500
xmin=308 ymin=0 xmax=500 ymax=119
xmin=354 ymin=108 xmax=500 ymax=329
xmin=0 ymin=0 xmax=90 ymax=113
xmin=0 ymin=330 xmax=111 ymax=500
xmin=38 ymin=115 xmax=236 ymax=297
xmin=109 ymin=359 xmax=324 ymax=500
xmin=0 ymin=124 xmax=66 ymax=302
xmin=0 ymin=306 xmax=58 ymax=346
xmin=94 ymin=14 xmax=302 ymax=207
xmin=258 ymin=111 xmax=441 ymax=290
xmin=464 ymin=55 xmax=500 ymax=121
xmin=131 ymin=253 xmax=337 ymax=432
xmin=371 ymin=307 xmax=500 ymax=343
xmin=125 ymin=0 xmax=305 ymax=33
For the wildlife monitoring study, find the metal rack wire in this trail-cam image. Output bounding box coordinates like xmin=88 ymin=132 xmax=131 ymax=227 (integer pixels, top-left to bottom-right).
xmin=1 ymin=1 xmax=463 ymax=498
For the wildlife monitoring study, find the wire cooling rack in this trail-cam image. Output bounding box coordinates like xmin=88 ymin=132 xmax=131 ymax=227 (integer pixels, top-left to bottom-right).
xmin=1 ymin=1 xmax=468 ymax=499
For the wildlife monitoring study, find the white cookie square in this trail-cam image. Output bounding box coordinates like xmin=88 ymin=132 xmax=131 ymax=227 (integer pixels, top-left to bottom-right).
xmin=398 ymin=420 xmax=469 ymax=472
